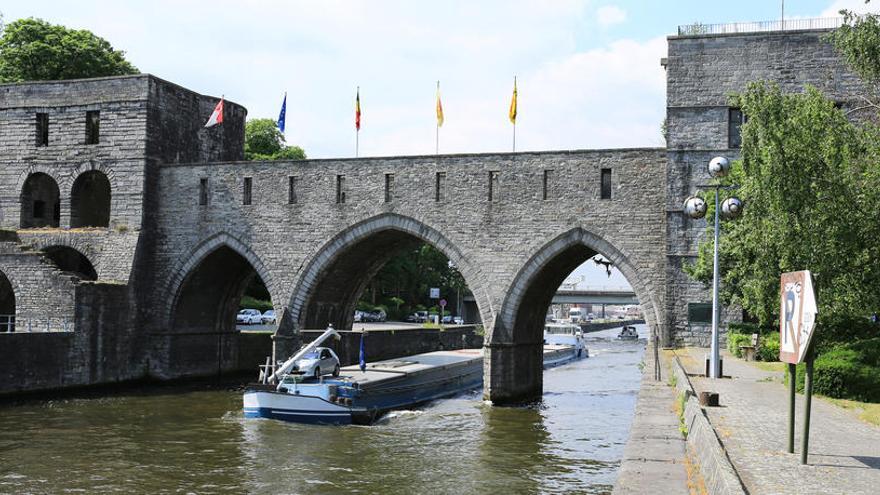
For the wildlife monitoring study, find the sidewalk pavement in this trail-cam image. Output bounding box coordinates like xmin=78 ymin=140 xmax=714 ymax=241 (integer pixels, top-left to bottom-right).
xmin=613 ymin=345 xmax=690 ymax=494
xmin=680 ymin=348 xmax=880 ymax=495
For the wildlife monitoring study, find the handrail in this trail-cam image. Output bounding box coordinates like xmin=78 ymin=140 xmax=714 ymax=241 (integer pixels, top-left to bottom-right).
xmin=677 ymin=17 xmax=844 ymax=36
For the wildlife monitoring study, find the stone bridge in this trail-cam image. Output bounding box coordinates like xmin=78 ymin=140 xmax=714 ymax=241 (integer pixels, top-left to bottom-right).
xmin=0 ymin=26 xmax=865 ymax=402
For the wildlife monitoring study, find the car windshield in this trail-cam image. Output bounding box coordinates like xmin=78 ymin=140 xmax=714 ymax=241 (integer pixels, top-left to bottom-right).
xmin=301 ymin=351 xmax=320 ymax=360
xmin=238 ymin=310 xmax=248 ymax=314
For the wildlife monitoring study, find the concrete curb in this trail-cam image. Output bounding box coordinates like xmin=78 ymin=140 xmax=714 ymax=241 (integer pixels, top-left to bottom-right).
xmin=671 ymin=355 xmax=748 ymax=495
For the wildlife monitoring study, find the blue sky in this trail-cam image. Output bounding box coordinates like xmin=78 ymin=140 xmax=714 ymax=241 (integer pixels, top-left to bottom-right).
xmin=1 ymin=0 xmax=873 ymax=289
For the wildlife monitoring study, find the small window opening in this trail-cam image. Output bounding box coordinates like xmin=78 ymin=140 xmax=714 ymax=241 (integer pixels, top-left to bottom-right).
xmin=243 ymin=177 xmax=253 ymax=205
xmin=36 ymin=113 xmax=49 ymax=147
xmin=728 ymin=108 xmax=744 ymax=149
xmin=600 ymin=168 xmax=612 ymax=200
xmin=384 ymin=173 xmax=394 ymax=203
xmin=199 ymin=178 xmax=208 ymax=206
xmin=435 ymin=172 xmax=446 ymax=202
xmin=542 ymin=169 xmax=552 ymax=200
xmin=336 ymin=175 xmax=346 ymax=204
xmin=288 ymin=176 xmax=298 ymax=204
xmin=489 ymin=171 xmax=500 ymax=202
xmin=86 ymin=111 xmax=100 ymax=145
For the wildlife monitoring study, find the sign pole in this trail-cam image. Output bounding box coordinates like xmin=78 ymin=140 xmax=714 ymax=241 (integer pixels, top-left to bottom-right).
xmin=787 ymin=362 xmax=796 ymax=453
xmin=801 ymin=353 xmax=814 ymax=464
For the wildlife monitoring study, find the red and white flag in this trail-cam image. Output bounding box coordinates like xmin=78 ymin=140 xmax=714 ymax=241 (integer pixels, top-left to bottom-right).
xmin=204 ymin=98 xmax=224 ymax=127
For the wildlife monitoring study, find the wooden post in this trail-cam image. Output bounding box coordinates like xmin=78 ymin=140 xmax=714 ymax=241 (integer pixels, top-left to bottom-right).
xmin=801 ymin=355 xmax=814 ymax=464
xmin=788 ymin=362 xmax=796 ymax=453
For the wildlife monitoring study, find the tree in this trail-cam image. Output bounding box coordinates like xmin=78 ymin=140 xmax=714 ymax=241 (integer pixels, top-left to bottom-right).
xmin=244 ymin=118 xmax=306 ymax=160
xmin=685 ymin=82 xmax=880 ymax=329
xmin=0 ymin=18 xmax=137 ymax=82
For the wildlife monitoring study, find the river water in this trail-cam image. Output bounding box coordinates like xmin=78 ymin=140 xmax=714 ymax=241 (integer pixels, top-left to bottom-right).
xmin=0 ymin=325 xmax=646 ymax=495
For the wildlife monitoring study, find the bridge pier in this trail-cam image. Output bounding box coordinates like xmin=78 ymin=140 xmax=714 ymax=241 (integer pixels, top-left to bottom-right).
xmin=483 ymin=341 xmax=543 ymax=405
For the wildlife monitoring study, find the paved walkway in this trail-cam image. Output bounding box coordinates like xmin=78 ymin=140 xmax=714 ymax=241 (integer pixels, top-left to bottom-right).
xmin=613 ymin=345 xmax=690 ymax=494
xmin=681 ymin=349 xmax=880 ymax=495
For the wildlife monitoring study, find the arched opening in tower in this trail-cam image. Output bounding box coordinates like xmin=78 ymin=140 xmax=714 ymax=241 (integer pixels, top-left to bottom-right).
xmin=20 ymin=173 xmax=60 ymax=228
xmin=70 ymin=170 xmax=111 ymax=228
xmin=42 ymin=246 xmax=98 ymax=281
xmin=0 ymin=270 xmax=15 ymax=332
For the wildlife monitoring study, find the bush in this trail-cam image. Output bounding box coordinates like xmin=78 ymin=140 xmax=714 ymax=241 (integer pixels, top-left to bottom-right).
xmin=757 ymin=332 xmax=780 ymax=362
xmin=794 ymin=338 xmax=880 ymax=403
xmin=727 ymin=332 xmax=752 ymax=358
xmin=240 ymin=296 xmax=272 ymax=313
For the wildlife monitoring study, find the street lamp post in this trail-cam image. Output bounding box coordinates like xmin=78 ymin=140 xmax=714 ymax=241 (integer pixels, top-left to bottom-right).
xmin=683 ymin=156 xmax=744 ymax=379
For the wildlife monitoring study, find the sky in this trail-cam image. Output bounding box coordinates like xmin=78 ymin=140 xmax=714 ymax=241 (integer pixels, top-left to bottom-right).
xmin=2 ymin=0 xmax=875 ymax=289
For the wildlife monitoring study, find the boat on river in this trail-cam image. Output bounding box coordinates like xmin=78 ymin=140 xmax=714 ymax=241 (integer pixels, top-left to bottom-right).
xmin=617 ymin=326 xmax=639 ymax=341
xmin=244 ymin=326 xmax=588 ymax=425
xmin=543 ymin=322 xmax=588 ymax=367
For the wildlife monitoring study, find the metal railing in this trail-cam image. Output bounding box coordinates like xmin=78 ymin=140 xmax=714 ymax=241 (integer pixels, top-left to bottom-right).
xmin=0 ymin=316 xmax=73 ymax=333
xmin=0 ymin=315 xmax=14 ymax=333
xmin=678 ymin=17 xmax=844 ymax=36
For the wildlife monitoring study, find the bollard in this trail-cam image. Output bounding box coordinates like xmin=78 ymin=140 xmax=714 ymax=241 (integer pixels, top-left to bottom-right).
xmin=699 ymin=391 xmax=720 ymax=407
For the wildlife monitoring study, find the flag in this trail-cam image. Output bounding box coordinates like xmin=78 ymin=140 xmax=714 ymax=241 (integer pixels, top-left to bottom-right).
xmin=436 ymin=82 xmax=444 ymax=127
xmin=204 ymin=97 xmax=224 ymax=128
xmin=355 ymin=87 xmax=362 ymax=131
xmin=508 ymin=77 xmax=517 ymax=124
xmin=359 ymin=331 xmax=366 ymax=372
xmin=277 ymin=93 xmax=286 ymax=133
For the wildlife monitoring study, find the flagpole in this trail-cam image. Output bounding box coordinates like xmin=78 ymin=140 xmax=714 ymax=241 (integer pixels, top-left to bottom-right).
xmin=513 ymin=122 xmax=516 ymax=153
xmin=356 ymin=130 xmax=359 ymax=158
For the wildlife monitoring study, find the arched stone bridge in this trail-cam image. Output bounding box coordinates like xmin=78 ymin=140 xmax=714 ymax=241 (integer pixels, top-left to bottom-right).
xmin=150 ymin=149 xmax=666 ymax=402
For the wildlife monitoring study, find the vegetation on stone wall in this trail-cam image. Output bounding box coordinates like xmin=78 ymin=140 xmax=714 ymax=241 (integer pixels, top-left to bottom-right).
xmin=0 ymin=18 xmax=138 ymax=82
xmin=244 ymin=118 xmax=306 ymax=161
xmin=687 ymin=13 xmax=880 ymax=402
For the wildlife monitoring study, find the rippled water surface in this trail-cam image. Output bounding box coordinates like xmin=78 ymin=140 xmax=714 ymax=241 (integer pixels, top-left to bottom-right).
xmin=0 ymin=325 xmax=646 ymax=494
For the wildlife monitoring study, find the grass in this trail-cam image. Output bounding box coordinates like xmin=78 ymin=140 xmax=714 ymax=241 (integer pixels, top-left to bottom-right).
xmin=675 ymin=391 xmax=689 ymax=438
xmin=748 ymin=361 xmax=787 ymax=373
xmin=684 ymin=452 xmax=708 ymax=495
xmin=825 ymin=398 xmax=880 ymax=427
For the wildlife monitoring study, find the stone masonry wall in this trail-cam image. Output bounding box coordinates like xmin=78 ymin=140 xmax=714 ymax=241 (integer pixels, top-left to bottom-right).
xmin=664 ymin=29 xmax=870 ymax=346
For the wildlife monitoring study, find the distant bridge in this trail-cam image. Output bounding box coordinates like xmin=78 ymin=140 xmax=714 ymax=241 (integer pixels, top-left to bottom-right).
xmin=551 ymin=289 xmax=638 ymax=306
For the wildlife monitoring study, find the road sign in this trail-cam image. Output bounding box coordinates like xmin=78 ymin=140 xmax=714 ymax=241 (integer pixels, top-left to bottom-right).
xmin=779 ymin=270 xmax=818 ymax=364
xmin=430 ymin=287 xmax=440 ymax=299
xmin=439 ymin=299 xmax=447 ymax=307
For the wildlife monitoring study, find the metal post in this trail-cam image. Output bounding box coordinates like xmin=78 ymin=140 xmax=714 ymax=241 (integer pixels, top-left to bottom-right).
xmin=801 ymin=356 xmax=814 ymax=464
xmin=788 ymin=362 xmax=796 ymax=453
xmin=710 ymin=187 xmax=721 ymax=378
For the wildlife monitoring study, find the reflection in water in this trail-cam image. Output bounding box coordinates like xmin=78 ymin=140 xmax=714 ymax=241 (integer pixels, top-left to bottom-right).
xmin=0 ymin=325 xmax=646 ymax=494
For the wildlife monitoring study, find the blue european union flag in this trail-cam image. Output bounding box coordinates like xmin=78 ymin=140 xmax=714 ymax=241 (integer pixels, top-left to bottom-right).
xmin=277 ymin=93 xmax=286 ymax=133
xmin=359 ymin=331 xmax=366 ymax=372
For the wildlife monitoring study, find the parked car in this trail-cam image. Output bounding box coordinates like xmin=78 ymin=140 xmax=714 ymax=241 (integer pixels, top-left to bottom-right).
xmin=261 ymin=310 xmax=276 ymax=325
xmin=368 ymin=310 xmax=386 ymax=322
xmin=354 ymin=310 xmax=365 ymax=323
xmin=406 ymin=311 xmax=429 ymax=323
xmin=237 ymin=309 xmax=262 ymax=325
xmin=290 ymin=347 xmax=340 ymax=379
xmin=453 ymin=316 xmax=464 ymax=325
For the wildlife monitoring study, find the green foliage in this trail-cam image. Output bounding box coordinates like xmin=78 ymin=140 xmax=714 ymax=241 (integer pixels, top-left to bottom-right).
xmin=757 ymin=332 xmax=780 ymax=362
xmin=358 ymin=243 xmax=468 ymax=320
xmin=726 ymin=332 xmax=752 ymax=358
xmin=794 ymin=338 xmax=880 ymax=403
xmin=685 ymin=82 xmax=880 ymax=334
xmin=244 ymin=118 xmax=306 ymax=161
xmin=0 ymin=18 xmax=138 ymax=82
xmin=239 ymin=295 xmax=272 ymax=313
xmin=827 ymin=10 xmax=880 ymax=85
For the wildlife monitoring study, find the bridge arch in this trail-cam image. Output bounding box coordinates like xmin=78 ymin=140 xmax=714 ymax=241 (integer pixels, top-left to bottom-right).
xmin=165 ymin=232 xmax=276 ymax=331
xmin=286 ymin=213 xmax=485 ymax=332
xmin=486 ymin=227 xmax=662 ymax=404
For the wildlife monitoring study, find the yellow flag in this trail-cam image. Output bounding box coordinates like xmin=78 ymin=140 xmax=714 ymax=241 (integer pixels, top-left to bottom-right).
xmin=436 ymin=81 xmax=444 ymax=127
xmin=508 ymin=77 xmax=517 ymax=124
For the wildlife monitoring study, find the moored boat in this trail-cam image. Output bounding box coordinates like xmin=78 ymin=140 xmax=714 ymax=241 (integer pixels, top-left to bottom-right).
xmin=617 ymin=325 xmax=639 ymax=340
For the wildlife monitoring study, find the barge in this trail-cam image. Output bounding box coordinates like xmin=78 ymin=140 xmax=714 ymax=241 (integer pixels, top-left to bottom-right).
xmin=244 ymin=325 xmax=588 ymax=425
